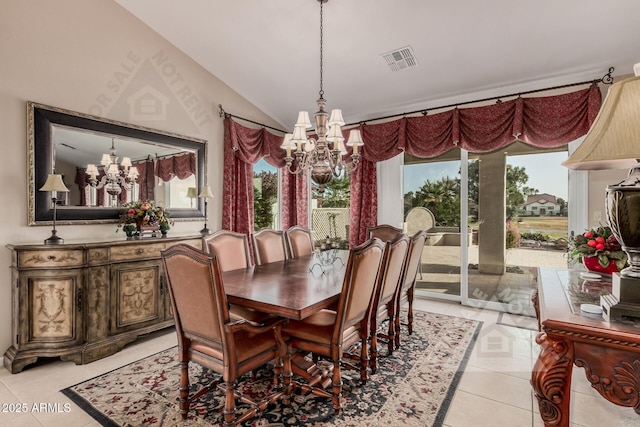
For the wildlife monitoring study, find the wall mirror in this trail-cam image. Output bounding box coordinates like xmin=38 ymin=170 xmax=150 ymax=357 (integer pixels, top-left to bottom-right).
xmin=28 ymin=101 xmax=207 ymax=225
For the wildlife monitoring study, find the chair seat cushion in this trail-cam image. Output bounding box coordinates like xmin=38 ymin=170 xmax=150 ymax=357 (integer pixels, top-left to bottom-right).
xmin=229 ymin=304 xmax=272 ymax=326
xmin=191 ymin=329 xmax=277 ymax=363
xmin=283 ymin=309 xmax=358 ymax=345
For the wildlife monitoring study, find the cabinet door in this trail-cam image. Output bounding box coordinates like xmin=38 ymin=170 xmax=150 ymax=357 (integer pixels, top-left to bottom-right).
xmin=19 ymin=269 xmax=84 ymax=348
xmin=111 ymin=260 xmax=165 ymax=334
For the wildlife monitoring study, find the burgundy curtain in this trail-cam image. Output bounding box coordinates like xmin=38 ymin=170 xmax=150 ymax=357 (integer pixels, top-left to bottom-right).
xmin=281 ymin=168 xmax=308 ymax=229
xmin=349 ymin=84 xmax=602 ymax=246
xmin=155 ymin=152 xmax=196 ymax=181
xmin=222 ymin=117 xmax=308 ymax=235
xmin=135 ymin=159 xmax=155 ymax=202
xmin=75 ymin=168 xmax=89 ymax=206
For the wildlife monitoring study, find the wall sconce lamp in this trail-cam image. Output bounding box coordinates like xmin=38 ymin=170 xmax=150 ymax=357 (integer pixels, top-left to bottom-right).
xmin=39 ymin=174 xmax=70 ymax=245
xmin=186 ymin=187 xmax=197 ymax=208
xmin=198 ymin=185 xmax=214 ymax=235
xmin=562 ymin=63 xmax=640 ymax=320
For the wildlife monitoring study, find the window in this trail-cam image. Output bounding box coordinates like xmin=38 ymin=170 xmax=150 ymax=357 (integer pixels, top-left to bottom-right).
xmin=254 ymin=159 xmax=278 ymax=230
xmin=311 ymin=174 xmax=350 ymax=249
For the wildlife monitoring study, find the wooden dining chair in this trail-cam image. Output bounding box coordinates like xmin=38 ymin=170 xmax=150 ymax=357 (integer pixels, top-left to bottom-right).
xmin=202 ymin=229 xmax=252 ymax=271
xmin=161 ymin=244 xmax=287 ymax=427
xmin=395 ymin=230 xmax=427 ymax=349
xmin=282 ymin=237 xmax=386 ymax=415
xmin=202 ymin=230 xmax=270 ymax=325
xmin=252 ymin=228 xmax=288 ymax=265
xmin=285 ymin=225 xmax=314 ymax=258
xmin=367 ymin=224 xmax=403 ymax=241
xmin=369 ymin=233 xmax=410 ymax=373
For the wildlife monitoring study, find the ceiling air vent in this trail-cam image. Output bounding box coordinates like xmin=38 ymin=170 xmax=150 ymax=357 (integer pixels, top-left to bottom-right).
xmin=381 ymin=46 xmax=418 ymax=72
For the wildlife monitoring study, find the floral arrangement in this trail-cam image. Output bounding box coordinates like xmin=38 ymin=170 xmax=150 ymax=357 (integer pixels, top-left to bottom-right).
xmin=117 ymin=200 xmax=172 ymax=233
xmin=568 ymin=225 xmax=627 ymax=270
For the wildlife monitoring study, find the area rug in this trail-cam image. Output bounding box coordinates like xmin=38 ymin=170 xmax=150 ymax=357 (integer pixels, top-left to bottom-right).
xmin=62 ymin=311 xmax=481 ymax=427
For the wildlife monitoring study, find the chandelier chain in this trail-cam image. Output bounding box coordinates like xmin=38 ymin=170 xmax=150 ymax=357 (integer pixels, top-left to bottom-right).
xmin=318 ymin=0 xmax=324 ymax=99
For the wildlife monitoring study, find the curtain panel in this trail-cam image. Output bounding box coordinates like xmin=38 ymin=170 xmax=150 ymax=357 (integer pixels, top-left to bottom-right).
xmin=155 ymin=152 xmax=196 ymax=181
xmin=349 ymin=84 xmax=602 ymax=246
xmin=221 ymin=118 xmax=309 ymax=236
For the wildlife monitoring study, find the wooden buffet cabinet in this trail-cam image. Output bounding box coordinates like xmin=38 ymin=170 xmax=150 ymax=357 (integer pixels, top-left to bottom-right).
xmin=3 ymin=235 xmax=202 ymax=373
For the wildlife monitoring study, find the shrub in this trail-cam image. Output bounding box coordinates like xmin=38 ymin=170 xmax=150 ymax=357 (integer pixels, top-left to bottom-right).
xmin=506 ymin=220 xmax=521 ymax=249
xmin=520 ymin=231 xmax=550 ymax=242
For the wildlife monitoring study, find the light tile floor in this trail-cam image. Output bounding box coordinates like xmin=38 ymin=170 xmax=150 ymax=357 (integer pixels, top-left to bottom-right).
xmin=0 ymin=297 xmax=638 ymax=426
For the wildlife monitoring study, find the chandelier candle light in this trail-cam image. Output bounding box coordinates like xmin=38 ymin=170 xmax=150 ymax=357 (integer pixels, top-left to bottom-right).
xmin=281 ymin=0 xmax=364 ymax=194
xmin=86 ymin=138 xmax=140 ymax=198
xmin=39 ymin=174 xmax=69 ymax=245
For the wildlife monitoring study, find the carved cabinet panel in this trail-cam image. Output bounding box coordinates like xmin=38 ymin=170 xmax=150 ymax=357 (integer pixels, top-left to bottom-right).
xmin=111 ymin=260 xmax=165 ymax=333
xmin=22 ymin=269 xmax=84 ymax=345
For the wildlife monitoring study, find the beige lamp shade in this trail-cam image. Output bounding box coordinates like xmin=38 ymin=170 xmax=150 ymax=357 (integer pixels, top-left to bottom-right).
xmin=280 ymin=133 xmax=295 ymax=149
xmin=186 ymin=187 xmax=197 ymax=198
xmin=39 ymin=174 xmax=69 ymax=192
xmin=562 ymin=75 xmax=640 ymax=170
xmin=198 ymin=185 xmax=214 ymax=199
xmin=294 ymin=111 xmax=313 ymax=129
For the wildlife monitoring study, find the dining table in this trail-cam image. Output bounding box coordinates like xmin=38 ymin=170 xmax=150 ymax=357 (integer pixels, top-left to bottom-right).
xmin=222 ymin=250 xmax=349 ymax=320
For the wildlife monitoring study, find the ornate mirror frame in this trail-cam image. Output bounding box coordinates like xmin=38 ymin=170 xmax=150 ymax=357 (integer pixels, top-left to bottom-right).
xmin=27 ymin=101 xmax=207 ymax=225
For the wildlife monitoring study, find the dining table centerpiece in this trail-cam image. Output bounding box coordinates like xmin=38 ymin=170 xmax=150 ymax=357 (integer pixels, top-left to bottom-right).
xmin=117 ymin=200 xmax=172 ymax=238
xmin=568 ymin=225 xmax=628 ymax=274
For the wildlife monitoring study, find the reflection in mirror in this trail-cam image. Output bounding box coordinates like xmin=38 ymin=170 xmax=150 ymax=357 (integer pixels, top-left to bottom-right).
xmin=53 ymin=125 xmax=197 ymax=208
xmin=28 ymin=102 xmax=207 ymax=225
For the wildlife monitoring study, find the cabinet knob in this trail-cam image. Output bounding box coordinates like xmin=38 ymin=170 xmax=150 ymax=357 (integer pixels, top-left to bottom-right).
xmin=47 ymin=255 xmax=56 ymax=260
xmin=137 ymin=248 xmax=144 ymax=254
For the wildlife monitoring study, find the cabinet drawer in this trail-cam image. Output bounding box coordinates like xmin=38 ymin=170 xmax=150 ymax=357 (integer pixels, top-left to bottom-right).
xmin=110 ymin=243 xmax=167 ymax=261
xmin=17 ymin=249 xmax=84 ymax=268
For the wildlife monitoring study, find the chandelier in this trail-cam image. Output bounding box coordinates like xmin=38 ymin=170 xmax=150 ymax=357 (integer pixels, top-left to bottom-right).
xmin=86 ymin=138 xmax=139 ymax=197
xmin=281 ymin=0 xmax=364 ymax=194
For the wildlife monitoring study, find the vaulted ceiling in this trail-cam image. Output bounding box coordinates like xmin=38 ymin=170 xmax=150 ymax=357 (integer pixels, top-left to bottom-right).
xmin=115 ymin=0 xmax=640 ymax=130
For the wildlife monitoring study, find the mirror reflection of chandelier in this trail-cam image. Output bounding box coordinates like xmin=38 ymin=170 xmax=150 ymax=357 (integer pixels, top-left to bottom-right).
xmin=86 ymin=138 xmax=139 ymax=196
xmin=281 ymin=0 xmax=364 ymax=194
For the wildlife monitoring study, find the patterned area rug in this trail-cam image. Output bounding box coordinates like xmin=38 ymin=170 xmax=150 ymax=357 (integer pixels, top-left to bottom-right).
xmin=62 ymin=311 xmax=481 ymax=427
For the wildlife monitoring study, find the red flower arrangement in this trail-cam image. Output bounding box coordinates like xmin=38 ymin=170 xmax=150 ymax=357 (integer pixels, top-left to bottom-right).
xmin=569 ymin=225 xmax=627 ymax=273
xmin=117 ymin=200 xmax=172 ymax=233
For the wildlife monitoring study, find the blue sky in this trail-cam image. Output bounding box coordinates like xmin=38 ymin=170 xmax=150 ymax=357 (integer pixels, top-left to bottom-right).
xmin=404 ymin=151 xmax=569 ymax=200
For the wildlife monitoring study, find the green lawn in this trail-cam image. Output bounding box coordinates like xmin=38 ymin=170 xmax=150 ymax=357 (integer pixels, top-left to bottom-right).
xmin=516 ymin=216 xmax=568 ymax=240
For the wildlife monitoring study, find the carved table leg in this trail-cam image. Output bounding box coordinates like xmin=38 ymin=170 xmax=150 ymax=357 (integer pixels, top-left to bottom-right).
xmin=531 ymin=332 xmax=574 ymax=427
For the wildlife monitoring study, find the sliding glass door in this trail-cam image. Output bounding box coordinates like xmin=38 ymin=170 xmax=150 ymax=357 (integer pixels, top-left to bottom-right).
xmin=404 ymin=144 xmax=569 ymax=315
xmin=404 ymin=151 xmax=463 ymax=300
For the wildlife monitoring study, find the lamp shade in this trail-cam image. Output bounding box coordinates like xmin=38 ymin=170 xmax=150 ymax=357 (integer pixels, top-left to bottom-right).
xmin=346 ymin=129 xmax=364 ymax=146
xmin=39 ymin=174 xmax=69 ymax=192
xmin=280 ymin=133 xmax=294 ymax=149
xmin=562 ymin=75 xmax=640 ymax=170
xmin=328 ymin=109 xmax=345 ymax=127
xmin=290 ymin=125 xmax=309 ymax=144
xmin=198 ymin=185 xmax=214 ymax=199
xmin=186 ymin=187 xmax=197 ymax=198
xmin=326 ymin=124 xmax=345 ymax=143
xmin=295 ymin=111 xmax=313 ymax=129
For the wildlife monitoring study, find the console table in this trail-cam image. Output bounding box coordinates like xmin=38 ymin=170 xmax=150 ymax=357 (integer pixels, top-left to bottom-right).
xmin=532 ymin=267 xmax=640 ymax=426
xmin=4 ymin=235 xmax=202 ymax=373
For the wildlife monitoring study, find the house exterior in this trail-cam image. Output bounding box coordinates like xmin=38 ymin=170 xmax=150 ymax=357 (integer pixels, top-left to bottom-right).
xmin=524 ymin=193 xmax=562 ymax=216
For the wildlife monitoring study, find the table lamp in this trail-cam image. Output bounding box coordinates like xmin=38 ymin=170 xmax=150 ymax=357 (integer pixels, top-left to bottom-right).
xmin=186 ymin=187 xmax=197 ymax=208
xmin=562 ymin=63 xmax=640 ymax=320
xmin=198 ymin=185 xmax=214 ymax=235
xmin=39 ymin=174 xmax=70 ymax=245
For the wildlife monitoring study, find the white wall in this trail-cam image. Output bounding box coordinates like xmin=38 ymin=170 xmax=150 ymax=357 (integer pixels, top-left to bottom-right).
xmin=376 ymin=154 xmax=404 ymax=228
xmin=0 ymin=0 xmax=279 ymax=354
